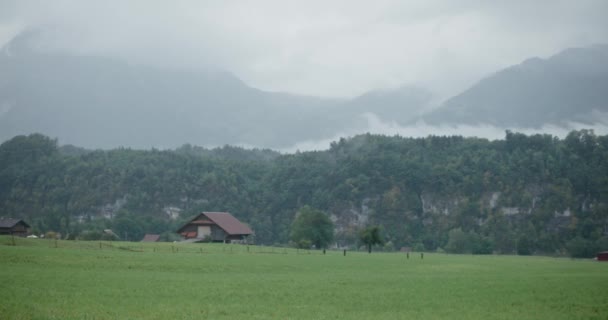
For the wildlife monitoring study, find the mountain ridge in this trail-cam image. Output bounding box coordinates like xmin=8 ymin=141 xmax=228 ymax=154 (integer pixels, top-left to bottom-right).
xmin=422 ymin=44 xmax=608 ymax=127
xmin=1 ymin=31 xmax=607 ymax=149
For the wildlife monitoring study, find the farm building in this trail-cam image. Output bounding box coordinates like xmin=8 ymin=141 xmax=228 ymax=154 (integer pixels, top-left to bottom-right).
xmin=597 ymin=251 xmax=608 ymax=261
xmin=141 ymin=234 xmax=160 ymax=242
xmin=0 ymin=218 xmax=31 ymax=237
xmin=178 ymin=212 xmax=253 ymax=243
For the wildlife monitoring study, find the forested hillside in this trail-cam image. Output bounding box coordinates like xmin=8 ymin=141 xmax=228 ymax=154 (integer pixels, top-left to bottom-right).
xmin=1 ymin=131 xmax=607 ymax=257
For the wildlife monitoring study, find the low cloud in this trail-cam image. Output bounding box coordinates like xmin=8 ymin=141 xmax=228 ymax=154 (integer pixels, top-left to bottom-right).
xmin=280 ymin=112 xmax=608 ymax=153
xmin=2 ymin=1 xmax=607 ymax=99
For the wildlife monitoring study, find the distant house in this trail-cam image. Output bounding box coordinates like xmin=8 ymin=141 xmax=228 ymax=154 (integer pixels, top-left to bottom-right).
xmin=141 ymin=234 xmax=161 ymax=242
xmin=177 ymin=212 xmax=253 ymax=243
xmin=597 ymin=251 xmax=608 ymax=261
xmin=0 ymin=218 xmax=31 ymax=237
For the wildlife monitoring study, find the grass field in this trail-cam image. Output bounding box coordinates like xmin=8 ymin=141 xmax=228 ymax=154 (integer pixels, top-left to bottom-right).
xmin=1 ymin=236 xmax=607 ymax=319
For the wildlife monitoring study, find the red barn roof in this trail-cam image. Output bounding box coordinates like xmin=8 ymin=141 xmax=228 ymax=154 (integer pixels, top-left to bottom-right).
xmin=204 ymin=212 xmax=253 ymax=235
xmin=178 ymin=212 xmax=253 ymax=236
xmin=0 ymin=218 xmax=30 ymax=229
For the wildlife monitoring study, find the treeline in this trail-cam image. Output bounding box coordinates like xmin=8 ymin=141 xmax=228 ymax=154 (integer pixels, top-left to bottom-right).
xmin=0 ymin=131 xmax=607 ymax=257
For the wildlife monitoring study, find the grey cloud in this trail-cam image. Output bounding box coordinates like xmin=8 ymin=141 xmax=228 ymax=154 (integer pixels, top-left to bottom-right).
xmin=2 ymin=1 xmax=608 ymax=99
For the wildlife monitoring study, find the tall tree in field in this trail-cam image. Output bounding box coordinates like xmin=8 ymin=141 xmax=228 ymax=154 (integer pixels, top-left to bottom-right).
xmin=360 ymin=226 xmax=384 ymax=253
xmin=290 ymin=206 xmax=334 ymax=249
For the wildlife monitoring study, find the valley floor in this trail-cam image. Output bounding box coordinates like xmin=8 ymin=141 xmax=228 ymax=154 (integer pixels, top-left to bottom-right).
xmin=1 ymin=237 xmax=606 ymax=320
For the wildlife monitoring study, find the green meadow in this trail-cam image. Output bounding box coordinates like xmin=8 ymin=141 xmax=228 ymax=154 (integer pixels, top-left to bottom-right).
xmin=1 ymin=237 xmax=606 ymax=320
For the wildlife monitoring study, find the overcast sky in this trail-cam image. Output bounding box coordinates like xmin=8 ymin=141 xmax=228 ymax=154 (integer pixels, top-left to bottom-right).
xmin=1 ymin=0 xmax=607 ymax=100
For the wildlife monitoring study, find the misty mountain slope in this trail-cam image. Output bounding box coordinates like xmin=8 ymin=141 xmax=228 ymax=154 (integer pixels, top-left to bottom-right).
xmin=424 ymin=44 xmax=608 ymax=127
xmin=9 ymin=32 xmax=607 ymax=149
xmin=344 ymin=86 xmax=432 ymax=124
xmin=0 ymin=32 xmax=435 ymax=149
xmin=0 ymin=41 xmax=336 ymax=148
xmin=0 ymin=32 xmax=341 ymax=148
xmin=0 ymin=31 xmax=442 ymax=148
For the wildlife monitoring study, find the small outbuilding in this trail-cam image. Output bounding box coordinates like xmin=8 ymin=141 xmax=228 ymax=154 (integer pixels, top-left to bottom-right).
xmin=0 ymin=218 xmax=31 ymax=237
xmin=178 ymin=212 xmax=253 ymax=243
xmin=597 ymin=251 xmax=608 ymax=261
xmin=141 ymin=234 xmax=160 ymax=242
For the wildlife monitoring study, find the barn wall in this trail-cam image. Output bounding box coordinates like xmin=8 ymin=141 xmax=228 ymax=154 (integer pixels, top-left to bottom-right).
xmin=181 ymin=225 xmax=197 ymax=233
xmin=0 ymin=223 xmax=29 ymax=237
xmin=211 ymin=225 xmax=226 ymax=241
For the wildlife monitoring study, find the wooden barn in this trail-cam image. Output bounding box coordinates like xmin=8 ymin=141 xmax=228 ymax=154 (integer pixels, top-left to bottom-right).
xmin=0 ymin=218 xmax=31 ymax=237
xmin=597 ymin=251 xmax=608 ymax=261
xmin=178 ymin=212 xmax=253 ymax=243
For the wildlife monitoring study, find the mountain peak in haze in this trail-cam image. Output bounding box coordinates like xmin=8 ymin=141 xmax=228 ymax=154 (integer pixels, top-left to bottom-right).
xmin=423 ymin=44 xmax=608 ymax=127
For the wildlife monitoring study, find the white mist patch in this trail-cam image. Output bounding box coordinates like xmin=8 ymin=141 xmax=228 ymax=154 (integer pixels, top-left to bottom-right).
xmin=0 ymin=100 xmax=15 ymax=118
xmin=280 ymin=111 xmax=608 ymax=153
xmin=279 ymin=135 xmax=348 ymax=154
xmin=0 ymin=22 xmax=24 ymax=52
xmin=363 ymin=112 xmax=608 ymax=139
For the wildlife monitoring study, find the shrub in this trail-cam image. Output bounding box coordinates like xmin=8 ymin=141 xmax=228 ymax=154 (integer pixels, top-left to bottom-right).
xmin=45 ymin=231 xmax=59 ymax=239
xmin=290 ymin=206 xmax=334 ymax=249
xmin=295 ymin=239 xmax=312 ymax=249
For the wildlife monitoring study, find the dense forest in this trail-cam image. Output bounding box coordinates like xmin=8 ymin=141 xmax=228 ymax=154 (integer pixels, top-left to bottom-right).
xmin=1 ymin=131 xmax=607 ymax=257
